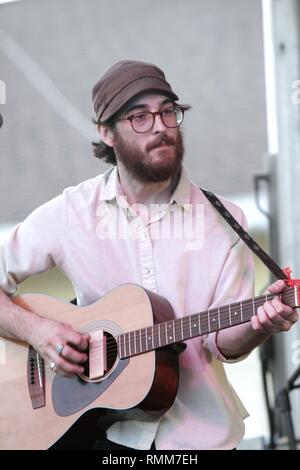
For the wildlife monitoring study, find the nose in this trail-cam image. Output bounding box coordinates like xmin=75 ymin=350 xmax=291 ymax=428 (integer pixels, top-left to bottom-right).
xmin=152 ymin=113 xmax=167 ymax=133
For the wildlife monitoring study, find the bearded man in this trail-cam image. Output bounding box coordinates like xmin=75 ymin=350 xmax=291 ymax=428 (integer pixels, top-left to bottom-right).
xmin=0 ymin=60 xmax=297 ymax=450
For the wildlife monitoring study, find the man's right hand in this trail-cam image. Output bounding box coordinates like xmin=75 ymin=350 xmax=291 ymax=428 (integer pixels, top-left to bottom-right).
xmin=28 ymin=316 xmax=90 ymax=378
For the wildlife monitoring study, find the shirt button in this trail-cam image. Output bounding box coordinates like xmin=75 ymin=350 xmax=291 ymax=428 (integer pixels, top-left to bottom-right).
xmin=144 ymin=267 xmax=150 ymax=275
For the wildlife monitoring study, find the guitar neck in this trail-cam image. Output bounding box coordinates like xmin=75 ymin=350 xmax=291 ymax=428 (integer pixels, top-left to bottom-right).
xmin=118 ymin=286 xmax=299 ymax=359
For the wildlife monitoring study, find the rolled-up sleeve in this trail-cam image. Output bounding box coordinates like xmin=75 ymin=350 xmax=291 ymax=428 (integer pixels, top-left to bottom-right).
xmin=0 ymin=195 xmax=65 ymax=295
xmin=202 ymin=209 xmax=255 ymax=363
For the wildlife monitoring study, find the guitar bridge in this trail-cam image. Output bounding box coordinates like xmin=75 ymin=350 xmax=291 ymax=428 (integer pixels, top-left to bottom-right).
xmin=27 ymin=345 xmax=45 ymax=409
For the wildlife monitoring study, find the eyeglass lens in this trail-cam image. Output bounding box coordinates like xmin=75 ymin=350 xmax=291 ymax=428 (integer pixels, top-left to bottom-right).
xmin=131 ymin=108 xmax=183 ymax=133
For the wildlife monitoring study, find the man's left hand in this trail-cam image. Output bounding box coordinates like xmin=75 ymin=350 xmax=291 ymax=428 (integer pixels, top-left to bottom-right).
xmin=251 ymin=280 xmax=298 ymax=334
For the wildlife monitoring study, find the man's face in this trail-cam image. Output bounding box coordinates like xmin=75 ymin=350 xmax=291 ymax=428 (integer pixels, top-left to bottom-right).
xmin=111 ymin=93 xmax=184 ymax=183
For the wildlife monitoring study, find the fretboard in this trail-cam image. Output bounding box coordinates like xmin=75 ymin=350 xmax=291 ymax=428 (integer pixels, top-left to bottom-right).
xmin=117 ymin=286 xmax=299 ymax=359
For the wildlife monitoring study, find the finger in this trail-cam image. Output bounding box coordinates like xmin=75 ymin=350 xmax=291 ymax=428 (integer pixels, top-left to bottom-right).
xmin=60 ymin=329 xmax=90 ymax=352
xmin=271 ymin=296 xmax=295 ymax=319
xmin=292 ymin=310 xmax=299 ymax=323
xmin=256 ymin=305 xmax=281 ymax=333
xmin=251 ymin=314 xmax=262 ymax=331
xmin=266 ymin=279 xmax=287 ymax=294
xmin=48 ymin=358 xmax=76 ymax=379
xmin=270 ymin=297 xmax=297 ymax=329
xmin=263 ymin=301 xmax=287 ymax=328
xmin=61 ymin=344 xmax=88 ymax=365
xmin=74 ymin=333 xmax=90 ymax=352
xmin=54 ymin=356 xmax=85 ymax=377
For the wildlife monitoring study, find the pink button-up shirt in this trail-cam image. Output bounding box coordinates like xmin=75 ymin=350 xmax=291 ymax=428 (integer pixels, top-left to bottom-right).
xmin=0 ymin=166 xmax=254 ymax=449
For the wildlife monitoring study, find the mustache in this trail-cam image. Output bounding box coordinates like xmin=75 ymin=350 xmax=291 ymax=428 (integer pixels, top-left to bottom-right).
xmin=146 ymin=134 xmax=176 ymax=151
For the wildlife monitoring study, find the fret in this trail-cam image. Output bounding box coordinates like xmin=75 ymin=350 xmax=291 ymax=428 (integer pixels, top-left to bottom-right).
xmin=164 ymin=322 xmax=168 ymax=345
xmin=129 ymin=331 xmax=133 ymax=356
xmin=133 ymin=330 xmax=136 ymax=355
xmin=158 ymin=322 xmax=165 ymax=347
xmin=191 ymin=315 xmax=199 ymax=338
xmin=180 ymin=317 xmax=184 ymax=340
xmin=252 ymin=298 xmax=256 ymax=317
xmin=200 ymin=312 xmax=209 ymax=335
xmin=183 ymin=316 xmax=190 ymax=340
xmin=125 ymin=333 xmax=130 ymax=356
xmin=139 ymin=329 xmax=142 ymax=354
xmin=122 ymin=333 xmax=126 ymax=357
xmin=209 ymin=309 xmax=218 ymax=331
xmin=152 ymin=325 xmax=155 ymax=349
xmin=143 ymin=328 xmax=147 ymax=351
xmin=198 ymin=313 xmax=201 ymax=335
xmin=240 ymin=301 xmax=243 ymax=322
xmin=158 ymin=323 xmax=161 ymax=347
xmin=153 ymin=325 xmax=159 ymax=349
xmin=208 ymin=309 xmax=211 ymax=332
xmin=166 ymin=322 xmax=173 ymax=343
xmin=219 ymin=305 xmax=230 ymax=329
xmin=140 ymin=328 xmax=145 ymax=353
xmin=173 ymin=320 xmax=176 ymax=343
xmin=230 ymin=302 xmax=241 ymax=326
xmin=218 ymin=307 xmax=221 ymax=329
xmin=229 ymin=303 xmax=232 ymax=326
xmin=147 ymin=327 xmax=153 ymax=350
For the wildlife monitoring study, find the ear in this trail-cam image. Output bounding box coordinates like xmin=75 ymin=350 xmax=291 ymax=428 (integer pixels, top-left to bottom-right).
xmin=98 ymin=124 xmax=114 ymax=147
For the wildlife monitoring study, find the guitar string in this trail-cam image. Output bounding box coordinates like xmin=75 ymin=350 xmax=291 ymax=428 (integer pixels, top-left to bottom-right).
xmin=113 ymin=290 xmax=294 ymax=344
xmin=105 ymin=290 xmax=295 ymax=347
xmin=36 ymin=290 xmax=297 ymax=368
xmin=102 ymin=290 xmax=297 ymax=356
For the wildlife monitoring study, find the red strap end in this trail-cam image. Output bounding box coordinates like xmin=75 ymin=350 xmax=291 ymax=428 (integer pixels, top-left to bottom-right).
xmin=282 ymin=267 xmax=300 ymax=287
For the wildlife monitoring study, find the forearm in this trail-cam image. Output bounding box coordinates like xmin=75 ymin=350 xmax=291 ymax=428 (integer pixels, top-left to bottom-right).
xmin=0 ymin=288 xmax=39 ymax=343
xmin=216 ymin=322 xmax=271 ymax=359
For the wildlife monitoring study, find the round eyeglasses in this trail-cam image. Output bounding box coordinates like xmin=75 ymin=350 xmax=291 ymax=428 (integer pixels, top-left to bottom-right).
xmin=115 ymin=106 xmax=185 ymax=134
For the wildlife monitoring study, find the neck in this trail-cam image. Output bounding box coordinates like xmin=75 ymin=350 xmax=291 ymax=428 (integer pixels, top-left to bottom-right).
xmin=117 ymin=287 xmax=299 ymax=359
xmin=116 ymin=162 xmax=180 ymax=218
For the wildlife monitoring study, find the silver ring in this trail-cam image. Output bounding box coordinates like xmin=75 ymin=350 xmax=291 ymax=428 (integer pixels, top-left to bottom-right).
xmin=50 ymin=361 xmax=56 ymax=370
xmin=55 ymin=343 xmax=64 ymax=356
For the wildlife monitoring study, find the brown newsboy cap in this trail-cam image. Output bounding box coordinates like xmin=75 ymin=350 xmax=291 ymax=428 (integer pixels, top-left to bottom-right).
xmin=92 ymin=60 xmax=179 ymax=122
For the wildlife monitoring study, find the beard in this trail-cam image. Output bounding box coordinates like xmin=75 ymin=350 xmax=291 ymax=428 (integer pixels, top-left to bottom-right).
xmin=112 ymin=129 xmax=185 ymax=183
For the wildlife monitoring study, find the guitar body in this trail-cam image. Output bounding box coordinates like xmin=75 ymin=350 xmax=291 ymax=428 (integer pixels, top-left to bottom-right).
xmin=0 ymin=284 xmax=181 ymax=450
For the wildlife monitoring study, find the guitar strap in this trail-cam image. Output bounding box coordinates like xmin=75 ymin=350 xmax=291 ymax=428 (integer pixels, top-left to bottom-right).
xmin=201 ymin=188 xmax=299 ymax=287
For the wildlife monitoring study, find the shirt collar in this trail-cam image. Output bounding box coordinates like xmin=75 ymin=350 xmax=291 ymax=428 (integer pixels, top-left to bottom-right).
xmin=99 ymin=165 xmax=191 ymax=209
xmin=170 ymin=166 xmax=191 ymax=209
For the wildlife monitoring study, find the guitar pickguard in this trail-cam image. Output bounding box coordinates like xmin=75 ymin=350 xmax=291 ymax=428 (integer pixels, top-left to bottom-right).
xmin=52 ymin=357 xmax=129 ymax=417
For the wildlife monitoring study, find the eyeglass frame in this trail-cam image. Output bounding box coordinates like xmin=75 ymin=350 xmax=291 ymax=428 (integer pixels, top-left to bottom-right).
xmin=112 ymin=105 xmax=189 ymax=134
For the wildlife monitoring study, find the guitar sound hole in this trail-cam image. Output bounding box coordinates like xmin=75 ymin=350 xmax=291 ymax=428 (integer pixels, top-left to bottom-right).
xmin=81 ymin=332 xmax=118 ymax=383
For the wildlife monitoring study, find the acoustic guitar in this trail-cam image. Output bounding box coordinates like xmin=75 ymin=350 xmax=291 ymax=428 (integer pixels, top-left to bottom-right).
xmin=0 ymin=282 xmax=298 ymax=449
